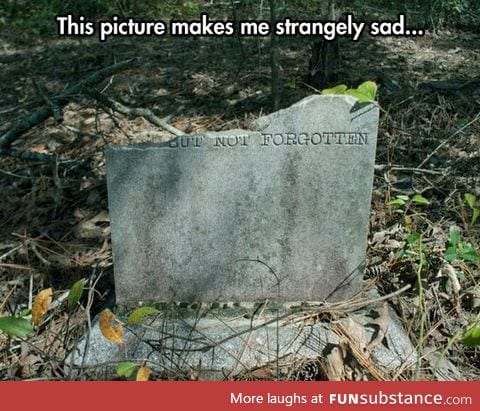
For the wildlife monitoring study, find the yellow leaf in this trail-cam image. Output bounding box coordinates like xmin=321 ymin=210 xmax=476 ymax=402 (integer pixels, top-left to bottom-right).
xmin=99 ymin=309 xmax=124 ymax=344
xmin=136 ymin=366 xmax=152 ymax=381
xmin=321 ymin=84 xmax=347 ymax=95
xmin=32 ymin=288 xmax=52 ymax=326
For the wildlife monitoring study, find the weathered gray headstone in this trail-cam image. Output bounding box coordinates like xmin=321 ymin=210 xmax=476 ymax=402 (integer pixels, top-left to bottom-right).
xmin=106 ymin=95 xmax=379 ymax=304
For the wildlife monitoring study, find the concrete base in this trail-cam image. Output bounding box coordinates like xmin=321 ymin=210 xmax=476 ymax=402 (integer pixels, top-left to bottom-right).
xmin=66 ymin=296 xmax=416 ymax=380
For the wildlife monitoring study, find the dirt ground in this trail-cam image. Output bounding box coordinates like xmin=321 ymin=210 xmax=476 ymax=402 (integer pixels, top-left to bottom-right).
xmin=0 ymin=25 xmax=479 ymax=380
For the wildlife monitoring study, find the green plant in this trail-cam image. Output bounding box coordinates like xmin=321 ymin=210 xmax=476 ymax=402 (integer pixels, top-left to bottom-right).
xmin=444 ymin=226 xmax=479 ymax=265
xmin=387 ymin=194 xmax=430 ymax=210
xmin=0 ymin=279 xmax=85 ymax=338
xmin=321 ymin=80 xmax=377 ymax=103
xmin=464 ymin=193 xmax=479 ymax=227
xmin=401 ymin=232 xmax=428 ymax=380
xmin=0 ymin=316 xmax=34 ymax=338
xmin=116 ymin=362 xmax=152 ymax=380
xmin=116 ymin=361 xmax=139 ymax=377
xmin=463 ymin=321 xmax=480 ymax=347
xmin=387 ymin=194 xmax=430 ymax=227
xmin=401 ymin=232 xmax=429 ymax=269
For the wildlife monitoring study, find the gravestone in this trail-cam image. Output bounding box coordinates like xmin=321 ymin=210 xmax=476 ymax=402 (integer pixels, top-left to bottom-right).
xmin=106 ymin=95 xmax=379 ymax=304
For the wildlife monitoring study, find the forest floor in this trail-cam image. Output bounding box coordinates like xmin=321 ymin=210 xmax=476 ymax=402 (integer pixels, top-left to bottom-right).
xmin=0 ymin=26 xmax=479 ymax=380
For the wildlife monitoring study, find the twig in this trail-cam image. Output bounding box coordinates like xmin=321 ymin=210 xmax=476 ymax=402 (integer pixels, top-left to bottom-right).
xmin=75 ymin=267 xmax=104 ymax=380
xmin=0 ymin=169 xmax=33 ymax=179
xmin=0 ymin=286 xmax=16 ymax=314
xmin=166 ymin=312 xmax=294 ymax=353
xmin=28 ymin=272 xmax=33 ymax=310
xmin=30 ymin=242 xmax=52 ymax=266
xmin=33 ymin=79 xmax=63 ymax=124
xmin=0 ymin=263 xmax=32 ymax=270
xmin=332 ymin=322 xmax=386 ymax=381
xmin=0 ymin=148 xmax=57 ymax=162
xmin=0 ymin=244 xmax=22 ymax=261
xmin=338 ymin=284 xmax=411 ymax=313
xmin=90 ymin=90 xmax=184 ymax=136
xmin=414 ymin=240 xmax=426 ymax=380
xmin=417 ymin=111 xmax=480 ymax=169
xmin=286 ymin=284 xmax=412 ymax=326
xmin=374 ymin=164 xmax=445 ymax=175
xmin=0 ymin=59 xmax=136 ymax=149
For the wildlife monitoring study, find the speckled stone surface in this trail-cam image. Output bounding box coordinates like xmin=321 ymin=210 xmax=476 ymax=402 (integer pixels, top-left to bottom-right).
xmin=66 ymin=298 xmax=415 ymax=380
xmin=106 ymin=95 xmax=379 ymax=304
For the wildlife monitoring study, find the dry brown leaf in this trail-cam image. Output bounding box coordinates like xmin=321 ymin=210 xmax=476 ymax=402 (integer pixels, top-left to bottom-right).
xmin=321 ymin=345 xmax=346 ymax=381
xmin=367 ymin=303 xmax=390 ymax=353
xmin=99 ymin=309 xmax=124 ymax=344
xmin=19 ymin=353 xmax=43 ymax=378
xmin=442 ymin=264 xmax=461 ymax=296
xmin=74 ymin=210 xmax=110 ymax=239
xmin=32 ymin=288 xmax=52 ymax=326
xmin=136 ymin=366 xmax=152 ymax=381
xmin=30 ymin=144 xmax=49 ymax=154
xmin=343 ymin=317 xmax=369 ymax=356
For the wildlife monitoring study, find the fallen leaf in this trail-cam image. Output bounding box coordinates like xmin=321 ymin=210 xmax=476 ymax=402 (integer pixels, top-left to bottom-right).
xmin=74 ymin=210 xmax=110 ymax=239
xmin=424 ymin=346 xmax=465 ymax=381
xmin=68 ymin=278 xmax=85 ymax=307
xmin=19 ymin=353 xmax=42 ymax=378
xmin=116 ymin=362 xmax=137 ymax=378
xmin=128 ymin=306 xmax=160 ymax=325
xmin=343 ymin=317 xmax=369 ymax=356
xmin=463 ymin=324 xmax=480 ymax=347
xmin=367 ymin=303 xmax=390 ymax=353
xmin=32 ymin=288 xmax=52 ymax=326
xmin=0 ymin=316 xmax=34 ymax=337
xmin=442 ymin=264 xmax=461 ymax=296
xmin=30 ymin=144 xmax=49 ymax=154
xmin=136 ymin=366 xmax=152 ymax=381
xmin=99 ymin=309 xmax=124 ymax=344
xmin=321 ymin=344 xmax=346 ymax=381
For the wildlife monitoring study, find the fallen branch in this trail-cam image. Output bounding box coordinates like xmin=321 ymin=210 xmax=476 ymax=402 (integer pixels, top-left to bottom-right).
xmin=33 ymin=79 xmax=64 ymax=124
xmin=0 ymin=59 xmax=136 ymax=150
xmin=0 ymin=147 xmax=57 ymax=162
xmin=374 ymin=164 xmax=445 ymax=176
xmin=90 ymin=90 xmax=184 ymax=136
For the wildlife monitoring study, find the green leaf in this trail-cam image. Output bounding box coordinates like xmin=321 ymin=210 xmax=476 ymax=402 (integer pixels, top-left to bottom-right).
xmin=68 ymin=278 xmax=85 ymax=307
xmin=345 ymin=89 xmax=372 ymax=103
xmin=397 ymin=195 xmax=410 ymax=201
xmin=472 ymin=208 xmax=480 ymax=226
xmin=0 ymin=316 xmax=34 ymax=338
xmin=412 ymin=194 xmax=430 ymax=205
xmin=394 ymin=249 xmax=405 ymax=259
xmin=19 ymin=308 xmax=31 ymax=317
xmin=463 ymin=325 xmax=480 ymax=347
xmin=116 ymin=362 xmax=138 ymax=377
xmin=285 ymin=79 xmax=296 ymax=89
xmin=406 ymin=232 xmax=421 ymax=245
xmin=465 ymin=193 xmax=476 ymax=209
xmin=321 ymin=84 xmax=347 ymax=95
xmin=387 ymin=198 xmax=406 ymax=206
xmin=458 ymin=243 xmax=479 ymax=264
xmin=448 ymin=227 xmax=460 ymax=247
xmin=444 ymin=246 xmax=457 ymax=262
xmin=128 ymin=306 xmax=160 ymax=325
xmin=356 ymin=80 xmax=377 ymax=101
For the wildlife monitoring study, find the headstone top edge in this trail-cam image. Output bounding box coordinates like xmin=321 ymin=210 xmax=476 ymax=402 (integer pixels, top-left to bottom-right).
xmin=105 ymin=130 xmax=259 ymax=152
xmin=107 ymin=94 xmax=377 ymax=152
xmin=249 ymin=94 xmax=378 ymax=131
